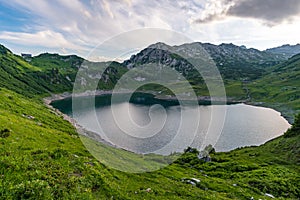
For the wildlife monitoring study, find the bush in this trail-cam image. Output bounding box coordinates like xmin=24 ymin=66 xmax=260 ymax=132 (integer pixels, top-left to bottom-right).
xmin=10 ymin=180 xmax=52 ymax=199
xmin=50 ymin=148 xmax=69 ymax=159
xmin=284 ymin=113 xmax=300 ymax=138
xmin=0 ymin=128 xmax=10 ymax=138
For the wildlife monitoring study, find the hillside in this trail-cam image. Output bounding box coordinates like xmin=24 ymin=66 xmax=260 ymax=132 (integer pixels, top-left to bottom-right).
xmin=0 ymin=48 xmax=128 ymax=98
xmin=248 ymin=53 xmax=300 ymax=122
xmin=30 ymin=53 xmax=84 ymax=83
xmin=0 ymin=45 xmax=72 ymax=97
xmin=30 ymin=53 xmax=128 ymax=91
xmin=0 ymin=44 xmax=299 ymax=199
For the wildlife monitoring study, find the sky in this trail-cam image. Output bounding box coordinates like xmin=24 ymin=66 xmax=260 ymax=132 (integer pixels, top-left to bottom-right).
xmin=0 ymin=0 xmax=300 ymax=61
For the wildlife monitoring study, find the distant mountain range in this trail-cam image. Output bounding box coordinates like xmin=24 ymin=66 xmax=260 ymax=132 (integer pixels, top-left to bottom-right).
xmin=124 ymin=42 xmax=286 ymax=81
xmin=266 ymin=44 xmax=300 ymax=59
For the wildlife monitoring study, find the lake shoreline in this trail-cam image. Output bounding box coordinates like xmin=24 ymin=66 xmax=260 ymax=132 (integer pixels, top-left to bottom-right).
xmin=43 ymin=90 xmax=292 ymax=155
xmin=43 ymin=95 xmax=121 ymax=151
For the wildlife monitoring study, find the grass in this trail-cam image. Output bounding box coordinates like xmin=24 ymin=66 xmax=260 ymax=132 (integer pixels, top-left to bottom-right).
xmin=247 ymin=54 xmax=300 ymax=122
xmin=80 ymin=135 xmax=180 ymax=173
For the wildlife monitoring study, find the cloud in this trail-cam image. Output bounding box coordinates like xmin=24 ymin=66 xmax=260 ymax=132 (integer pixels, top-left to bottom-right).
xmin=1 ymin=0 xmax=300 ymax=58
xmin=0 ymin=30 xmax=83 ymax=50
xmin=195 ymin=0 xmax=300 ymax=26
xmin=0 ymin=0 xmax=195 ymax=54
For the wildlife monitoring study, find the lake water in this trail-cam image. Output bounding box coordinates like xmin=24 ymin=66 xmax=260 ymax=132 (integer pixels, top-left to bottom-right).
xmin=51 ymin=93 xmax=291 ymax=155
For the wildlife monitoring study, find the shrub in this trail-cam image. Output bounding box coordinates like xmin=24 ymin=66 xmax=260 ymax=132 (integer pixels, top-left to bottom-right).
xmin=10 ymin=180 xmax=52 ymax=199
xmin=0 ymin=128 xmax=10 ymax=138
xmin=284 ymin=113 xmax=300 ymax=138
xmin=50 ymin=148 xmax=69 ymax=159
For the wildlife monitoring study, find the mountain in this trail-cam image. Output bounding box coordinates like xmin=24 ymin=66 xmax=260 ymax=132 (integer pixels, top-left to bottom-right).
xmin=266 ymin=44 xmax=300 ymax=59
xmin=30 ymin=53 xmax=84 ymax=81
xmin=0 ymin=50 xmax=128 ymax=97
xmin=122 ymin=42 xmax=288 ymax=100
xmin=0 ymin=44 xmax=299 ymax=199
xmin=124 ymin=42 xmax=285 ymax=80
xmin=30 ymin=53 xmax=127 ymax=91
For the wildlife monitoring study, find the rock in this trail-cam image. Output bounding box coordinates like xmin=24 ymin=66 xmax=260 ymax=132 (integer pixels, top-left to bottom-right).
xmin=265 ymin=193 xmax=275 ymax=198
xmin=37 ymin=122 xmax=42 ymax=126
xmin=182 ymin=178 xmax=200 ymax=186
xmin=197 ymin=152 xmax=211 ymax=162
xmin=190 ymin=178 xmax=200 ymax=183
xmin=28 ymin=115 xmax=35 ymax=120
xmin=22 ymin=114 xmax=35 ymax=120
xmin=232 ymin=184 xmax=237 ymax=187
xmin=198 ymin=144 xmax=215 ymax=162
xmin=84 ymin=162 xmax=95 ymax=166
xmin=188 ymin=180 xmax=196 ymax=185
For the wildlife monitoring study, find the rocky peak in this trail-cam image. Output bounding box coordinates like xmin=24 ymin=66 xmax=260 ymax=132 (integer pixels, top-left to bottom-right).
xmin=147 ymin=42 xmax=172 ymax=50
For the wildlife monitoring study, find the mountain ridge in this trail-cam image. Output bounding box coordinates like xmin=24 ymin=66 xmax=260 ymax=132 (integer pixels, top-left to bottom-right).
xmin=124 ymin=41 xmax=286 ymax=80
xmin=266 ymin=43 xmax=300 ymax=59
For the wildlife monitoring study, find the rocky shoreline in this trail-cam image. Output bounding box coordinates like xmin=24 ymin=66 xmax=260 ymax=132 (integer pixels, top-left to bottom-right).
xmin=43 ymin=92 xmax=119 ymax=149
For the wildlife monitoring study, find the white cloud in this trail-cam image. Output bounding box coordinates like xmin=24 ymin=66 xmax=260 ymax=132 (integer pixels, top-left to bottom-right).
xmin=1 ymin=0 xmax=194 ymax=54
xmin=0 ymin=30 xmax=83 ymax=50
xmin=0 ymin=0 xmax=299 ymax=58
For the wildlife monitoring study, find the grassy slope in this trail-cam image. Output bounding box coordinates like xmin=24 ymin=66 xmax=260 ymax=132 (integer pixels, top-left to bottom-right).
xmin=0 ymin=48 xmax=73 ymax=97
xmin=30 ymin=53 xmax=129 ymax=92
xmin=29 ymin=53 xmax=83 ymax=83
xmin=248 ymin=54 xmax=300 ymax=122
